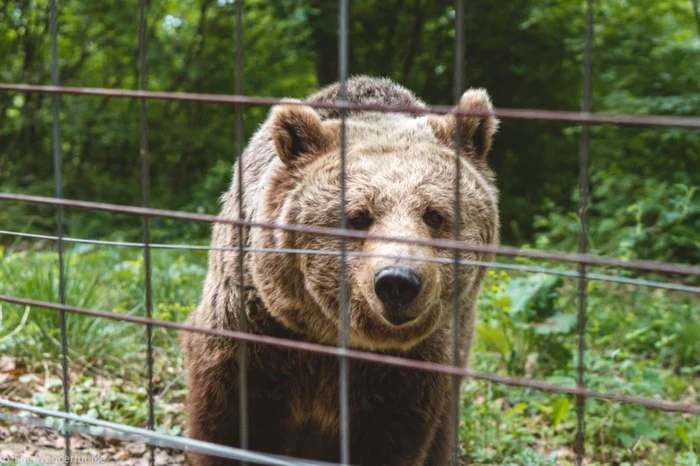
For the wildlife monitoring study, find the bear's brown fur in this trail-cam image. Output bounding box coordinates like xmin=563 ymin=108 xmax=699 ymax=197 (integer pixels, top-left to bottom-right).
xmin=183 ymin=76 xmax=500 ymax=466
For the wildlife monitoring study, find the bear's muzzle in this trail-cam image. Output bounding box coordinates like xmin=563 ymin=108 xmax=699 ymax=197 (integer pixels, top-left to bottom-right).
xmin=374 ymin=266 xmax=423 ymax=325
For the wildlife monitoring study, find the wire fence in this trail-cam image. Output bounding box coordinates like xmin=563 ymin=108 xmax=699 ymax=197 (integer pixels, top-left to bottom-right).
xmin=0 ymin=1 xmax=699 ymax=465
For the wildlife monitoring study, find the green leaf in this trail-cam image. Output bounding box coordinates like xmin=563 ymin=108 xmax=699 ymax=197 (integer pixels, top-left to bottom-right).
xmin=617 ymin=432 xmax=636 ymax=449
xmin=504 ymin=273 xmax=561 ymax=319
xmin=675 ymin=426 xmax=690 ymax=449
xmin=476 ymin=325 xmax=512 ymax=356
xmin=533 ymin=313 xmax=577 ymax=335
xmin=675 ymin=452 xmax=699 ymax=466
xmin=635 ymin=422 xmax=661 ymax=441
xmin=550 ymin=397 xmax=570 ymax=428
xmin=505 ymin=402 xmax=529 ymax=419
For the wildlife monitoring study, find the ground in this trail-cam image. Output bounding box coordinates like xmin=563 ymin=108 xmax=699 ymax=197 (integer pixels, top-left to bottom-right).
xmin=0 ymin=358 xmax=185 ymax=465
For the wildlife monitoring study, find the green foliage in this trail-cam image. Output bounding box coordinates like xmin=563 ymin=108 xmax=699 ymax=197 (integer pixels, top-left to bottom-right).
xmin=32 ymin=376 xmax=152 ymax=427
xmin=677 ymin=451 xmax=700 ymax=466
xmin=0 ymin=247 xmax=133 ymax=363
xmin=2 ymin=0 xmax=698 ymax=248
xmin=536 ymin=171 xmax=700 ymax=264
xmin=477 ymin=272 xmax=573 ymax=376
xmin=587 ymin=282 xmax=700 ymax=373
xmin=466 ymin=269 xmax=700 ymax=464
xmin=0 ymin=245 xmax=205 ymax=364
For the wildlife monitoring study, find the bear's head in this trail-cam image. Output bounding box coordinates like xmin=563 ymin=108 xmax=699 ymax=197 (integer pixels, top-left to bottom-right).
xmin=250 ymin=90 xmax=500 ymax=351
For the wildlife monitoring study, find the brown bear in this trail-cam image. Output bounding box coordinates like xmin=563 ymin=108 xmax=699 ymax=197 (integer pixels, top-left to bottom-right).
xmin=183 ymin=76 xmax=500 ymax=466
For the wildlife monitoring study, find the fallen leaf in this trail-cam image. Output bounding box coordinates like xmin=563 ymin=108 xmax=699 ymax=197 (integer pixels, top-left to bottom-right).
xmin=126 ymin=442 xmax=148 ymax=456
xmin=0 ymin=356 xmax=26 ymax=376
xmin=113 ymin=449 xmax=132 ymax=461
xmin=0 ymin=356 xmax=16 ymax=372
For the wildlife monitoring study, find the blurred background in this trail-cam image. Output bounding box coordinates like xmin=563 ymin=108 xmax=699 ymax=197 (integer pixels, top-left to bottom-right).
xmin=0 ymin=1 xmax=699 ymax=464
xmin=1 ymin=0 xmax=698 ymax=258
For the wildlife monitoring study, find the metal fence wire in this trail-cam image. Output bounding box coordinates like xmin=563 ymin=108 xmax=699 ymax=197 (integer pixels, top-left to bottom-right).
xmin=0 ymin=1 xmax=699 ymax=466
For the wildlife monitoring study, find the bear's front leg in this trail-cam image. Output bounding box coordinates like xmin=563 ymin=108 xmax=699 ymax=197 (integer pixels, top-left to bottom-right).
xmin=347 ymin=370 xmax=452 ymax=466
xmin=185 ymin=337 xmax=295 ymax=466
xmin=423 ymin=398 xmax=457 ymax=466
xmin=348 ymin=406 xmax=445 ymax=466
xmin=185 ymin=340 xmax=242 ymax=466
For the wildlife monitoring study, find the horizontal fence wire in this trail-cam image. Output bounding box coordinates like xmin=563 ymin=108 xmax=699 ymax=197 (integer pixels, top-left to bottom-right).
xmin=2 ymin=83 xmax=700 ymax=128
xmin=1 ymin=193 xmax=698 ymax=277
xmin=0 ymin=399 xmax=342 ymax=466
xmin=0 ymin=294 xmax=698 ymax=416
xmin=1 ymin=229 xmax=698 ymax=294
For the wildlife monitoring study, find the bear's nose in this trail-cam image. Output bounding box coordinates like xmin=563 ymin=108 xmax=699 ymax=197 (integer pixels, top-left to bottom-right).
xmin=374 ymin=266 xmax=423 ymax=324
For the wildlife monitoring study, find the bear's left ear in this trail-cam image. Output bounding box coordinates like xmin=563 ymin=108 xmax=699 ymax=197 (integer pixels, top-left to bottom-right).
xmin=428 ymin=88 xmax=499 ymax=160
xmin=271 ymin=105 xmax=336 ymax=166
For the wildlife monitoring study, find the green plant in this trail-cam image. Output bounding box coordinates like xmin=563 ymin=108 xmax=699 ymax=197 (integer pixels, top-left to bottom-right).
xmin=0 ymin=248 xmax=138 ymax=364
xmin=477 ymin=271 xmax=573 ymax=376
xmin=535 ymin=173 xmax=700 ymax=265
xmin=0 ymin=246 xmax=206 ymax=368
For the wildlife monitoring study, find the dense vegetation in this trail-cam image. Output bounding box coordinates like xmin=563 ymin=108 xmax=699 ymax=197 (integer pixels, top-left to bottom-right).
xmin=1 ymin=0 xmax=699 ymax=464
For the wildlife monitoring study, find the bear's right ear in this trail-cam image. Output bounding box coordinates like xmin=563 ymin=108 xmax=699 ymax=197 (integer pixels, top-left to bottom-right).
xmin=271 ymin=105 xmax=335 ymax=166
xmin=428 ymin=88 xmax=499 ymax=161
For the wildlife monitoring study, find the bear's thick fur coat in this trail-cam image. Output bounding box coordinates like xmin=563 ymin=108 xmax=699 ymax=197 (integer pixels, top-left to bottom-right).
xmin=183 ymin=76 xmax=500 ymax=466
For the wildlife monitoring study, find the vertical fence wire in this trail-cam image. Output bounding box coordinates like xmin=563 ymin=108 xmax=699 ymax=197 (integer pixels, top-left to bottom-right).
xmin=575 ymin=0 xmax=595 ymax=464
xmin=451 ymin=0 xmax=465 ymax=464
xmin=235 ymin=0 xmax=249 ymax=461
xmin=338 ymin=0 xmax=351 ymax=463
xmin=138 ymin=2 xmax=156 ymax=465
xmin=49 ymin=0 xmax=71 ymax=461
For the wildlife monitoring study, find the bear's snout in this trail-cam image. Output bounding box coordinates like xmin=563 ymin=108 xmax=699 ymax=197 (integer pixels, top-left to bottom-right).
xmin=373 ymin=266 xmax=423 ymax=325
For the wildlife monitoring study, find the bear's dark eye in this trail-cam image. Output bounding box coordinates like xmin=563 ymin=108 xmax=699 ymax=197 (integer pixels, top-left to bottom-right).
xmin=347 ymin=211 xmax=374 ymax=231
xmin=423 ymin=209 xmax=444 ymax=230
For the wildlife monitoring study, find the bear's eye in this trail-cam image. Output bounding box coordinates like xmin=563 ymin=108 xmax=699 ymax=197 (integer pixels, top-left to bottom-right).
xmin=347 ymin=211 xmax=374 ymax=231
xmin=423 ymin=209 xmax=444 ymax=230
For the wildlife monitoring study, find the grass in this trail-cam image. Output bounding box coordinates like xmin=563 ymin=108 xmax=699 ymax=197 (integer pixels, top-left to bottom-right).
xmin=0 ymin=244 xmax=698 ymax=465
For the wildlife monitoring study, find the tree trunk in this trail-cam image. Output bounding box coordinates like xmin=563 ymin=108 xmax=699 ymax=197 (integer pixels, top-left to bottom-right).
xmin=309 ymin=0 xmax=339 ymax=86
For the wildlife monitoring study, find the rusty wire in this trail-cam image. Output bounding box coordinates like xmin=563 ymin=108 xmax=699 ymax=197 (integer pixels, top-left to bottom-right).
xmin=0 ymin=294 xmax=698 ymax=417
xmin=2 ymin=83 xmax=700 ymax=128
xmin=0 ymin=399 xmax=341 ymax=466
xmin=1 ymin=228 xmax=698 ymax=294
xmin=1 ymin=192 xmax=698 ymax=277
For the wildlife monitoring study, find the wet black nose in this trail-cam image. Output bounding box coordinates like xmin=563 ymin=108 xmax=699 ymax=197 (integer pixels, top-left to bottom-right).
xmin=374 ymin=266 xmax=422 ymax=324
